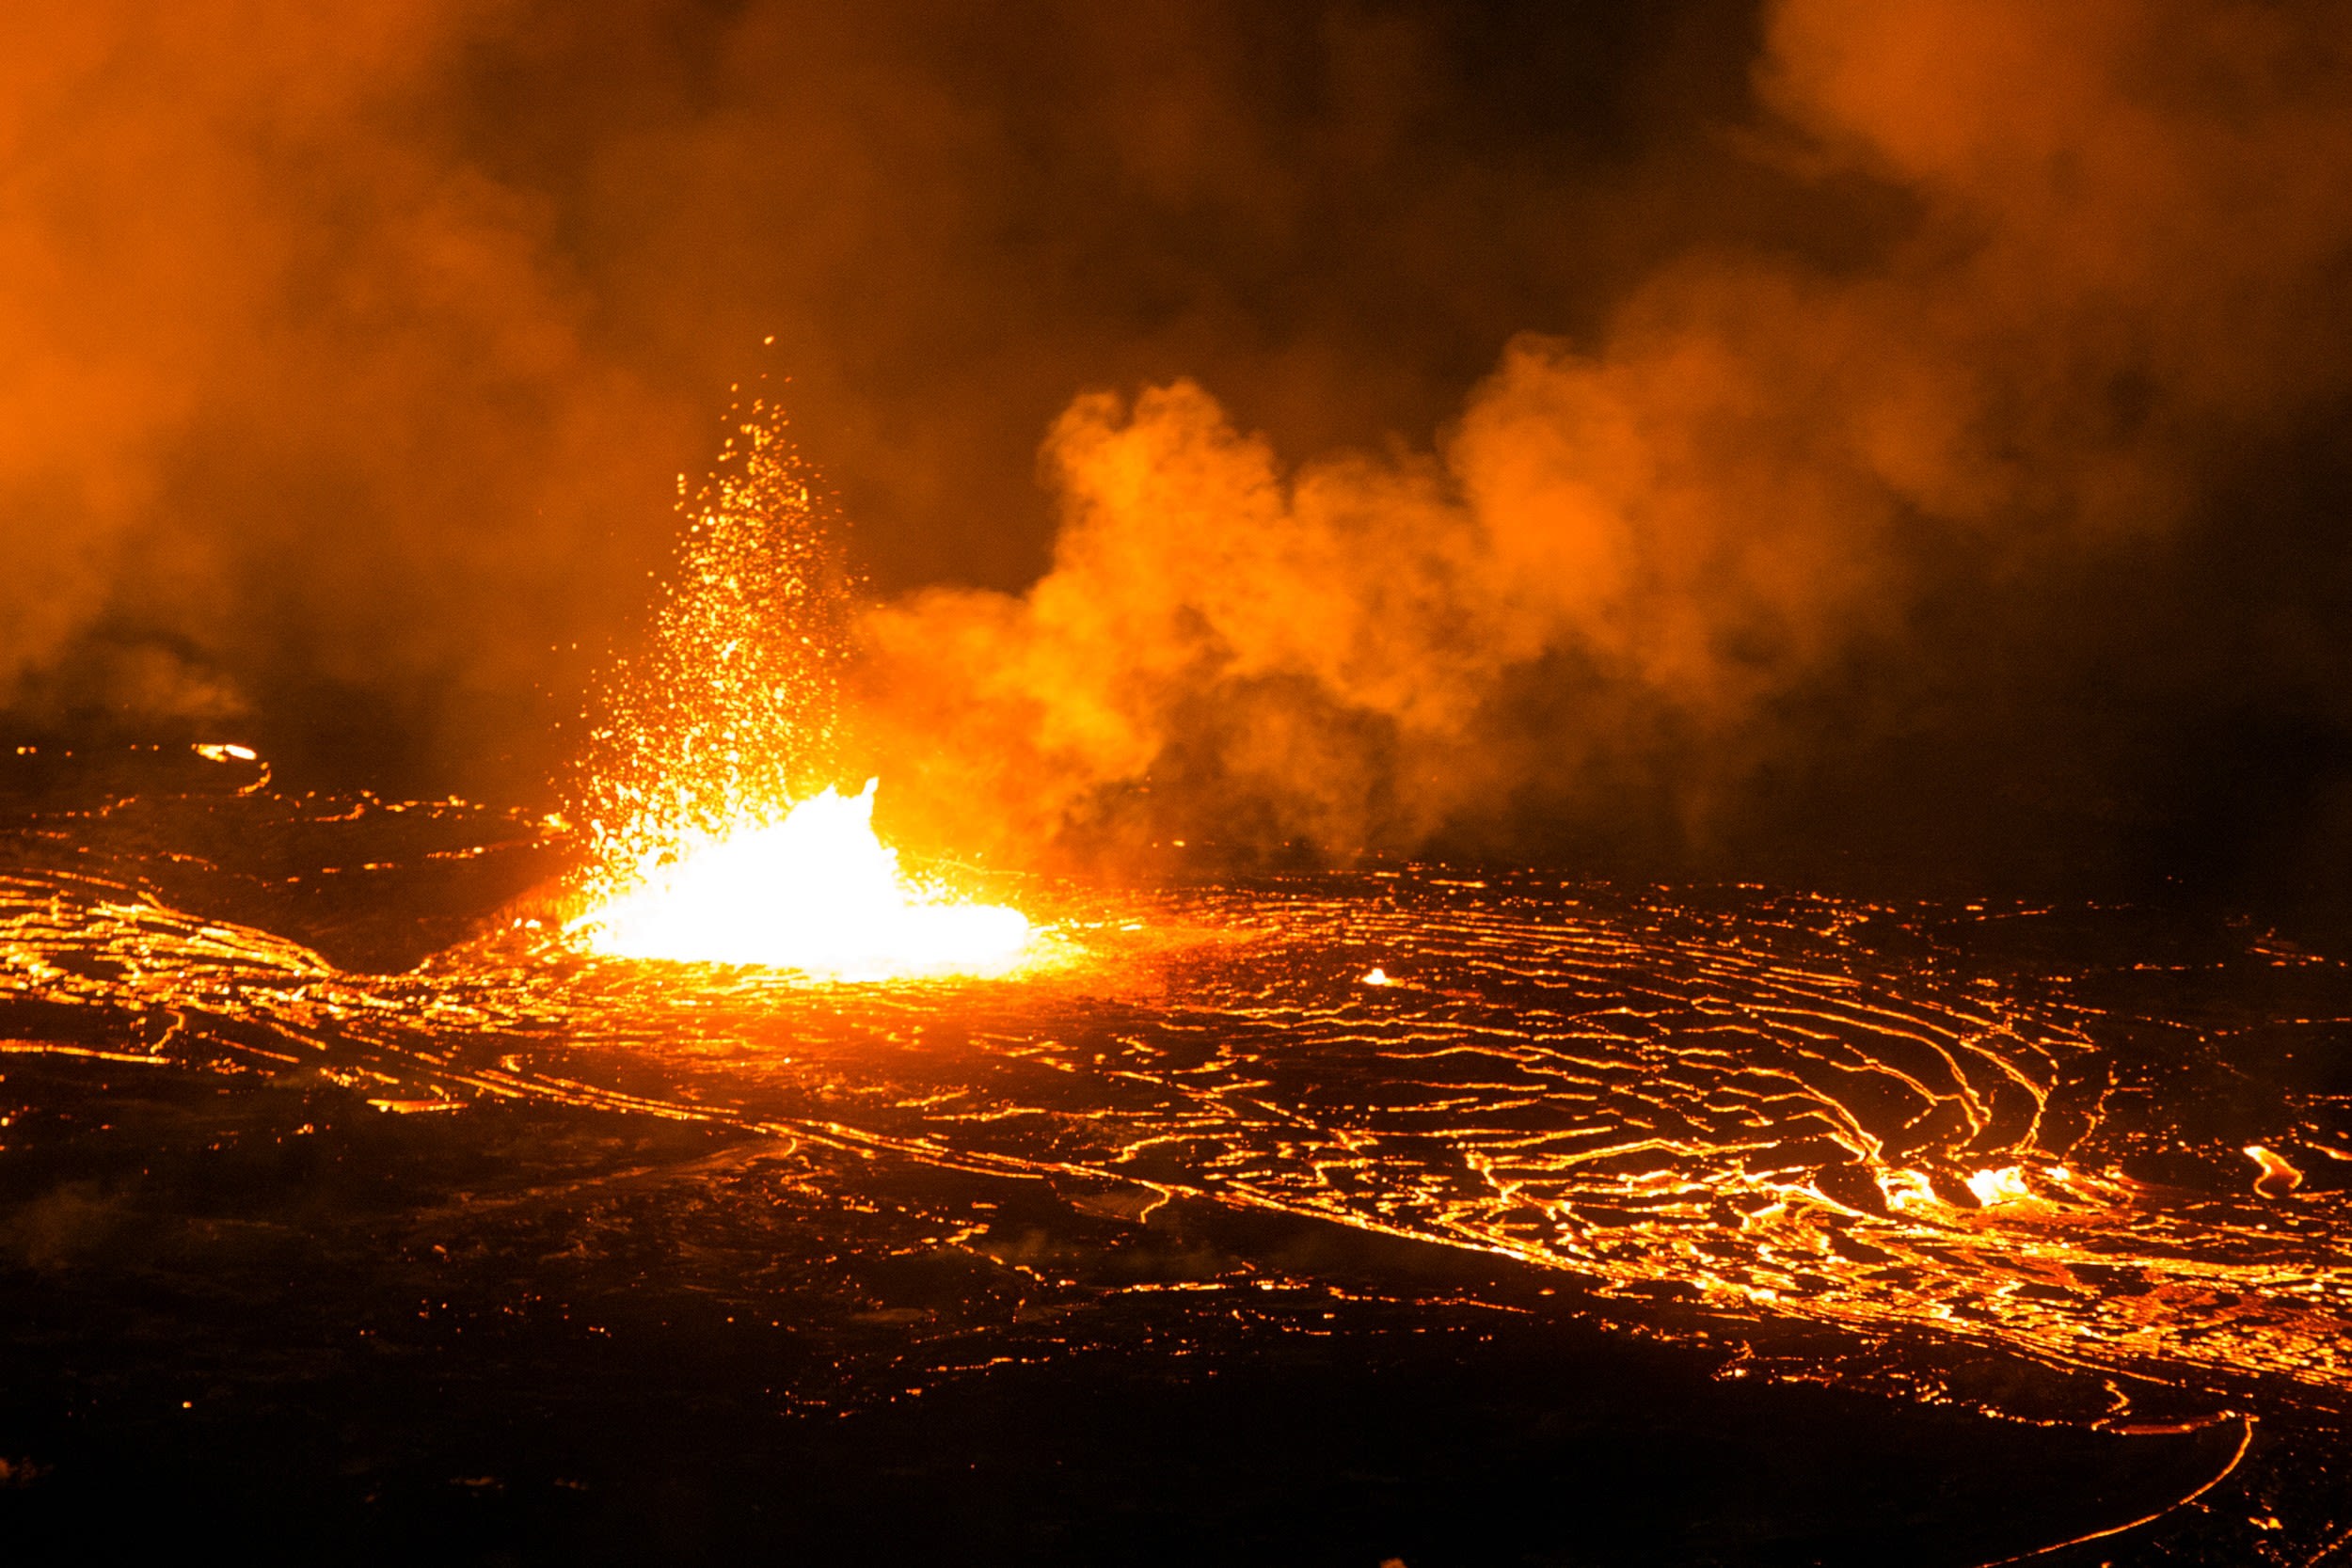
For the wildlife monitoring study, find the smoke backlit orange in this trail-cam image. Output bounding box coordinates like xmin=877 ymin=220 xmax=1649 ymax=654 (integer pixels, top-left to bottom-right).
xmin=851 ymin=0 xmax=2352 ymax=866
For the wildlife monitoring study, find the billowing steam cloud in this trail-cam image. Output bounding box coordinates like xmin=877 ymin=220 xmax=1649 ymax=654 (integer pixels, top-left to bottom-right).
xmin=0 ymin=0 xmax=1712 ymax=791
xmin=857 ymin=0 xmax=2352 ymax=886
xmin=6 ymin=1 xmax=2352 ymax=900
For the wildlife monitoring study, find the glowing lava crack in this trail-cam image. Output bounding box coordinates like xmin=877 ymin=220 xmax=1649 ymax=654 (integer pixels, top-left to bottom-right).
xmin=569 ymin=781 xmax=1032 ymax=979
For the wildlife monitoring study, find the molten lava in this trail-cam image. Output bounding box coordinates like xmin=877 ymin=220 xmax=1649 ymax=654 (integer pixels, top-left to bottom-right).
xmin=571 ymin=781 xmax=1032 ymax=979
xmin=565 ymin=402 xmax=1040 ymax=980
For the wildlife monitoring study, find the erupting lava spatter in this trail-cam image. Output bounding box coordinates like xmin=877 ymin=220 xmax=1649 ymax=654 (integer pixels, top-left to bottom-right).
xmin=565 ymin=399 xmax=1032 ymax=977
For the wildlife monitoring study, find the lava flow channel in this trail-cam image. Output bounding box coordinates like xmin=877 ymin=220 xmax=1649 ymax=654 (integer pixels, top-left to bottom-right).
xmin=5 ymin=865 xmax=2350 ymax=1414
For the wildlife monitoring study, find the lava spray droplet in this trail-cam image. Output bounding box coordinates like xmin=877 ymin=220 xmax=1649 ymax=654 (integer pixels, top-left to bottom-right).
xmin=565 ymin=399 xmax=1031 ymax=978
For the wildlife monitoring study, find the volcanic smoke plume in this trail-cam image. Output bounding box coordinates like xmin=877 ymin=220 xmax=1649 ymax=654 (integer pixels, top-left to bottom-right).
xmin=0 ymin=1 xmax=690 ymax=776
xmin=855 ymin=0 xmax=2352 ymax=882
xmin=2 ymin=1 xmax=2350 ymax=899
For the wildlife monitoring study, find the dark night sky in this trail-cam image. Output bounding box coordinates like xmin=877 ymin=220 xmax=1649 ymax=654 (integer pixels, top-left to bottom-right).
xmin=5 ymin=0 xmax=2352 ymax=912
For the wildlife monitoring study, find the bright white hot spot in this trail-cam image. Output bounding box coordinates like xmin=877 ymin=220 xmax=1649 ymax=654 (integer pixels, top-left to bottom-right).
xmin=1965 ymin=1165 xmax=2035 ymax=1207
xmin=572 ymin=781 xmax=1032 ymax=979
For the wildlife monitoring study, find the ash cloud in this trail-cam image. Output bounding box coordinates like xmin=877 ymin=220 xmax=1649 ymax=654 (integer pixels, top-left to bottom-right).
xmin=5 ymin=1 xmax=2351 ymax=904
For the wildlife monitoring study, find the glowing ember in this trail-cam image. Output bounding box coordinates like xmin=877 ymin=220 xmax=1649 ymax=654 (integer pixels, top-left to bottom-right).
xmin=573 ymin=782 xmax=1031 ymax=978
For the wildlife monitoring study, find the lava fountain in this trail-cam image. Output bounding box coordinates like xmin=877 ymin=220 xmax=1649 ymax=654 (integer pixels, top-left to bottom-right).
xmin=565 ymin=397 xmax=1033 ymax=978
xmin=571 ymin=780 xmax=1032 ymax=976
